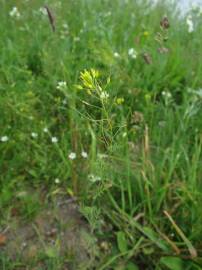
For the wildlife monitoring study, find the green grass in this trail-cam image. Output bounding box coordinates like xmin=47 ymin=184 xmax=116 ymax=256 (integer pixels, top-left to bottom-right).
xmin=1 ymin=0 xmax=202 ymax=269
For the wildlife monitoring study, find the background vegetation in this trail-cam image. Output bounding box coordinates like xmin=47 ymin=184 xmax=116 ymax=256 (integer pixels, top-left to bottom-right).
xmin=1 ymin=0 xmax=202 ymax=269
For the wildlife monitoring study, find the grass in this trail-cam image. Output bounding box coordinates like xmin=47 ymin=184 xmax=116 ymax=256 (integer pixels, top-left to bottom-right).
xmin=1 ymin=0 xmax=202 ymax=269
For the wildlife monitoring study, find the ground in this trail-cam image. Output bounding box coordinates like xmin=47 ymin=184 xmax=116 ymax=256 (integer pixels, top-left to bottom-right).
xmin=1 ymin=191 xmax=99 ymax=269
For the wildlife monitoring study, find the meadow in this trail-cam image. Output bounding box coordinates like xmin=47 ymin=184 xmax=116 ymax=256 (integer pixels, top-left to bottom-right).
xmin=1 ymin=0 xmax=202 ymax=269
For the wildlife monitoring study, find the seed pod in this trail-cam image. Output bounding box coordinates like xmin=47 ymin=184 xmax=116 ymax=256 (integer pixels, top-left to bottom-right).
xmin=160 ymin=16 xmax=170 ymax=29
xmin=143 ymin=53 xmax=152 ymax=65
xmin=45 ymin=5 xmax=55 ymax=32
xmin=158 ymin=47 xmax=169 ymax=54
xmin=131 ymin=111 xmax=144 ymax=125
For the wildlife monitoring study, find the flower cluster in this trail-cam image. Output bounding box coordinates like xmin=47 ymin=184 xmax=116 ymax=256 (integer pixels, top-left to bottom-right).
xmin=128 ymin=48 xmax=137 ymax=59
xmin=31 ymin=132 xmax=38 ymax=138
xmin=88 ymin=174 xmax=101 ymax=183
xmin=116 ymin=97 xmax=125 ymax=105
xmin=51 ymin=137 xmax=58 ymax=143
xmin=100 ymin=91 xmax=109 ymax=100
xmin=79 ymin=69 xmax=110 ymax=102
xmin=56 ymin=81 xmax=67 ymax=91
xmin=9 ymin=7 xmax=20 ymax=19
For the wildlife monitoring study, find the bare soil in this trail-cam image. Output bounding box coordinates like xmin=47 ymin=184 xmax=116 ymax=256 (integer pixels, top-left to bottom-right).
xmin=1 ymin=194 xmax=99 ymax=269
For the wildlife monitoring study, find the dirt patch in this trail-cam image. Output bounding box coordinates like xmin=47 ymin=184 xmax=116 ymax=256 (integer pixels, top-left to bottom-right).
xmin=1 ymin=195 xmax=99 ymax=269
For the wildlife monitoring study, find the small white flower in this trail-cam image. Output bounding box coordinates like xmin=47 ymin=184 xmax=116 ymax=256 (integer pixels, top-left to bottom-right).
xmin=56 ymin=81 xmax=67 ymax=91
xmin=31 ymin=132 xmax=38 ymax=138
xmin=1 ymin=136 xmax=9 ymax=142
xmin=114 ymin=52 xmax=120 ymax=58
xmin=128 ymin=48 xmax=137 ymax=59
xmin=55 ymin=178 xmax=60 ymax=184
xmin=39 ymin=7 xmax=47 ymax=16
xmin=186 ymin=15 xmax=194 ymax=33
xmin=51 ymin=137 xmax=58 ymax=143
xmin=68 ymin=152 xmax=76 ymax=160
xmin=100 ymin=91 xmax=109 ymax=100
xmin=88 ymin=174 xmax=101 ymax=183
xmin=9 ymin=7 xmax=20 ymax=19
xmin=81 ymin=151 xmax=88 ymax=158
xmin=162 ymin=91 xmax=172 ymax=99
xmin=43 ymin=127 xmax=48 ymax=133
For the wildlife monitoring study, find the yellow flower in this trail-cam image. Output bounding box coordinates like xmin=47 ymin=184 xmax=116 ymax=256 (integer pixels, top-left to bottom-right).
xmin=116 ymin=97 xmax=124 ymax=105
xmin=90 ymin=68 xmax=99 ymax=79
xmin=143 ymin=31 xmax=149 ymax=37
xmin=80 ymin=69 xmax=94 ymax=89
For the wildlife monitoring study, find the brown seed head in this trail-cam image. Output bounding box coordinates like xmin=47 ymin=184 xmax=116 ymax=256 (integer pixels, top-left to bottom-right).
xmin=143 ymin=53 xmax=152 ymax=65
xmin=45 ymin=5 xmax=55 ymax=32
xmin=160 ymin=16 xmax=170 ymax=29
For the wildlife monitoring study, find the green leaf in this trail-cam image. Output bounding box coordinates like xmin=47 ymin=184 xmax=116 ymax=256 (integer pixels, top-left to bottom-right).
xmin=143 ymin=227 xmax=169 ymax=252
xmin=160 ymin=256 xmax=184 ymax=270
xmin=45 ymin=247 xmax=58 ymax=258
xmin=143 ymin=246 xmax=155 ymax=255
xmin=116 ymin=231 xmax=128 ymax=253
xmin=126 ymin=262 xmax=139 ymax=270
xmin=193 ymin=257 xmax=202 ymax=267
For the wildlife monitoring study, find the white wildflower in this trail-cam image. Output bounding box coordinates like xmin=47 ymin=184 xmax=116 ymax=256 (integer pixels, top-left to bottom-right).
xmin=100 ymin=91 xmax=109 ymax=100
xmin=81 ymin=151 xmax=88 ymax=158
xmin=56 ymin=81 xmax=67 ymax=91
xmin=31 ymin=132 xmax=38 ymax=138
xmin=114 ymin=52 xmax=120 ymax=58
xmin=162 ymin=91 xmax=172 ymax=99
xmin=43 ymin=127 xmax=48 ymax=133
xmin=51 ymin=137 xmax=58 ymax=143
xmin=39 ymin=7 xmax=47 ymax=16
xmin=88 ymin=174 xmax=101 ymax=183
xmin=128 ymin=48 xmax=137 ymax=59
xmin=68 ymin=152 xmax=76 ymax=160
xmin=9 ymin=7 xmax=20 ymax=19
xmin=1 ymin=136 xmax=9 ymax=142
xmin=186 ymin=15 xmax=194 ymax=33
xmin=55 ymin=178 xmax=60 ymax=184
